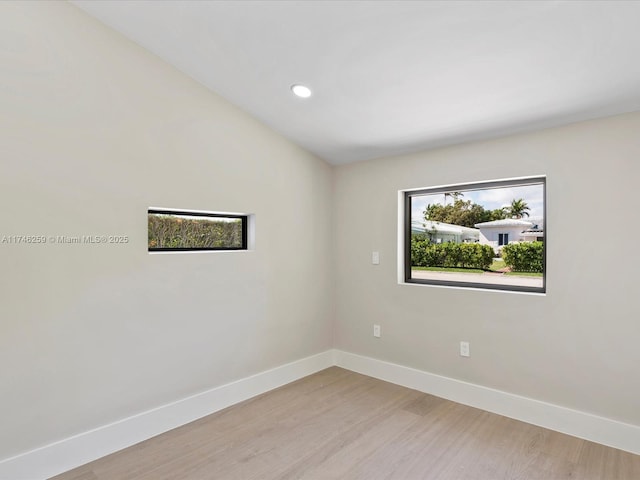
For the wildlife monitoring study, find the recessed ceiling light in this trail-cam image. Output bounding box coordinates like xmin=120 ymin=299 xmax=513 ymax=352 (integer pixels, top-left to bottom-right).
xmin=291 ymin=84 xmax=312 ymax=98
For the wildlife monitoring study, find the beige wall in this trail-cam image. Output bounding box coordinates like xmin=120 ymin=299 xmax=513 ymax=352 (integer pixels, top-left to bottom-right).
xmin=333 ymin=111 xmax=640 ymax=426
xmin=0 ymin=2 xmax=333 ymax=459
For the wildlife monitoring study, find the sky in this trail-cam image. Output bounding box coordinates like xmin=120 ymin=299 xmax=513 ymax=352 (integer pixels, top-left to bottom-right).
xmin=411 ymin=184 xmax=544 ymax=222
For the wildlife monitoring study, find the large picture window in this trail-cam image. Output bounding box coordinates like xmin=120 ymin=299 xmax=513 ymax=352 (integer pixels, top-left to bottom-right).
xmin=148 ymin=209 xmax=247 ymax=252
xmin=404 ymin=177 xmax=545 ymax=293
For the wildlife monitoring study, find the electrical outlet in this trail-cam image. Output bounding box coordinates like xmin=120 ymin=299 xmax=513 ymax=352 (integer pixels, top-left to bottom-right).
xmin=372 ymin=251 xmax=380 ymax=265
xmin=460 ymin=341 xmax=470 ymax=357
xmin=373 ymin=324 xmax=381 ymax=338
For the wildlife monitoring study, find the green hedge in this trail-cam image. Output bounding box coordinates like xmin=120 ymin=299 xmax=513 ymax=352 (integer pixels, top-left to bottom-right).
xmin=148 ymin=215 xmax=242 ymax=249
xmin=411 ymin=237 xmax=494 ymax=270
xmin=501 ymin=241 xmax=544 ymax=273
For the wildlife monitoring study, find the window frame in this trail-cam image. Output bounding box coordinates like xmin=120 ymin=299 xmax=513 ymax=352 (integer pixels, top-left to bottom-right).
xmin=403 ymin=176 xmax=546 ymax=294
xmin=148 ymin=208 xmax=248 ymax=252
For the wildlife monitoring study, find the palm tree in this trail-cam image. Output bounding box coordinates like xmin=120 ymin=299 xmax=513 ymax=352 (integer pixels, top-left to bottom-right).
xmin=444 ymin=191 xmax=463 ymax=205
xmin=509 ymin=198 xmax=530 ymax=219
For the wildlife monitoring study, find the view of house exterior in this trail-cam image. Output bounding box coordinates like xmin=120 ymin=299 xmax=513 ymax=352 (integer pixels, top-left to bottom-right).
xmin=474 ymin=217 xmax=544 ymax=252
xmin=412 ymin=215 xmax=546 ymax=255
xmin=411 ymin=219 xmax=480 ymax=244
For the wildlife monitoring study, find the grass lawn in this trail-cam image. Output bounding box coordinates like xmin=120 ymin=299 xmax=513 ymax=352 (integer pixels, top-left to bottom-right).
xmin=413 ymin=260 xmax=505 ymax=275
xmin=412 ymin=266 xmax=485 ymax=274
xmin=413 ymin=260 xmax=543 ymax=277
xmin=490 ymin=259 xmax=506 ymax=272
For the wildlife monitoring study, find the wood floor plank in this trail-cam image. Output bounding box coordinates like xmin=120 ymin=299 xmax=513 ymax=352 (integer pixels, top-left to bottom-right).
xmin=52 ymin=367 xmax=640 ymax=480
xmin=293 ymin=409 xmax=421 ymax=480
xmin=574 ymin=441 xmax=640 ymax=480
xmin=152 ymin=377 xmax=417 ymax=480
xmin=83 ymin=367 xmax=366 ymax=480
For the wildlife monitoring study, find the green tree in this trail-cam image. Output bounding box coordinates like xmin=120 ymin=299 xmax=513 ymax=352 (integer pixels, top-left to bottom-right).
xmin=424 ymin=199 xmax=496 ymax=228
xmin=509 ymin=198 xmax=530 ymax=219
xmin=489 ymin=207 xmax=508 ymax=221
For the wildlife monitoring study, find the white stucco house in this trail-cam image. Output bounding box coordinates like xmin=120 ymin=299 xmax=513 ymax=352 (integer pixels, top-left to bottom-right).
xmin=412 ymin=220 xmax=480 ymax=244
xmin=474 ymin=217 xmax=544 ymax=252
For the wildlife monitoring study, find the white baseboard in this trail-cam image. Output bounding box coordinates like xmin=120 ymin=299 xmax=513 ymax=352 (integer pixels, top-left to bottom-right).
xmin=334 ymin=350 xmax=640 ymax=456
xmin=3 ymin=348 xmax=638 ymax=480
xmin=0 ymin=350 xmax=335 ymax=480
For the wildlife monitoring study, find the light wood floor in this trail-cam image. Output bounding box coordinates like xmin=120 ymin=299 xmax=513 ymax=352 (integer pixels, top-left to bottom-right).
xmin=53 ymin=367 xmax=640 ymax=480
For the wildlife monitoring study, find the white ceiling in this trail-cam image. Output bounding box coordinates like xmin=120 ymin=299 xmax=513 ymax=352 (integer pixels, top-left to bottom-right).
xmin=72 ymin=0 xmax=640 ymax=165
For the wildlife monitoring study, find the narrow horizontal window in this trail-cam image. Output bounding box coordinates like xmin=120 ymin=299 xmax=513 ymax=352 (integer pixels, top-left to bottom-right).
xmin=148 ymin=209 xmax=247 ymax=252
xmin=404 ymin=177 xmax=546 ymax=293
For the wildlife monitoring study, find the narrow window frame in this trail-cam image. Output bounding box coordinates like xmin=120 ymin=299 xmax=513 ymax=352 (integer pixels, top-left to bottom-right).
xmin=148 ymin=208 xmax=248 ymax=252
xmin=403 ymin=176 xmax=546 ymax=294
